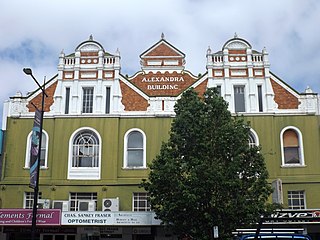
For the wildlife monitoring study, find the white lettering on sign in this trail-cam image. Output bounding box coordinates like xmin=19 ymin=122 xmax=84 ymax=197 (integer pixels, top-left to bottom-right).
xmin=142 ymin=76 xmax=184 ymax=82
xmin=147 ymin=85 xmax=179 ymax=90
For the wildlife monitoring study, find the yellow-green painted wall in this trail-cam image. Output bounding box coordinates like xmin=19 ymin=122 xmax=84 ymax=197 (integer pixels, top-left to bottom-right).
xmin=1 ymin=115 xmax=320 ymax=210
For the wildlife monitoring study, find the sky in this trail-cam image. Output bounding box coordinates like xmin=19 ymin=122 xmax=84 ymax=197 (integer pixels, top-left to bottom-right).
xmin=0 ymin=0 xmax=319 ymax=125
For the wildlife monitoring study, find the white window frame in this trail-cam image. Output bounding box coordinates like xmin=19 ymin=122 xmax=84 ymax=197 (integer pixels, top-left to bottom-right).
xmin=132 ymin=192 xmax=151 ymax=212
xmin=249 ymin=128 xmax=259 ymax=147
xmin=280 ymin=126 xmax=305 ymax=167
xmin=123 ymin=128 xmax=147 ymax=169
xmin=288 ymin=190 xmax=306 ymax=209
xmin=24 ymin=192 xmax=42 ymax=209
xmin=233 ymin=85 xmax=246 ymax=113
xmin=69 ymin=192 xmax=97 ymax=211
xmin=25 ymin=130 xmax=49 ymax=169
xmin=82 ymin=87 xmax=94 ymax=113
xmin=68 ymin=127 xmax=102 ymax=180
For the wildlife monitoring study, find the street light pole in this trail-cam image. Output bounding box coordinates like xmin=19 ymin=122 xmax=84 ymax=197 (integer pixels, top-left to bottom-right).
xmin=23 ymin=68 xmax=48 ymax=240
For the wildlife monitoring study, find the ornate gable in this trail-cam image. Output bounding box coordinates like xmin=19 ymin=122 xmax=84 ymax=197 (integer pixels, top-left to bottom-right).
xmin=140 ymin=34 xmax=186 ymax=71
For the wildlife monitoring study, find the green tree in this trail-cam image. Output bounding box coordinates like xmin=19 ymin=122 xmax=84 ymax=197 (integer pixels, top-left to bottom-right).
xmin=141 ymin=88 xmax=274 ymax=239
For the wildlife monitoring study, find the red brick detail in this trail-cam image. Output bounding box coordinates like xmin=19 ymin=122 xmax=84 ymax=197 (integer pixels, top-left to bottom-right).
xmin=229 ymin=56 xmax=247 ymax=62
xmin=270 ymin=79 xmax=300 ymax=109
xmin=81 ymin=52 xmax=98 ymax=56
xmin=130 ymin=71 xmax=197 ymax=97
xmin=229 ymin=49 xmax=246 ymax=54
xmin=80 ymin=58 xmax=99 ymax=64
xmin=145 ymin=43 xmax=181 ymax=57
xmin=194 ymin=79 xmax=208 ymax=97
xmin=120 ymin=81 xmax=149 ymax=111
xmin=27 ymin=81 xmax=57 ymax=112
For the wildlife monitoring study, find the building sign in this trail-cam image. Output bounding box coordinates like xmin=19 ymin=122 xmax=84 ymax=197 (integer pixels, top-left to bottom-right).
xmin=267 ymin=209 xmax=320 ymax=224
xmin=0 ymin=209 xmax=61 ymax=226
xmin=61 ymin=211 xmax=161 ymax=226
xmin=130 ymin=72 xmax=198 ymax=97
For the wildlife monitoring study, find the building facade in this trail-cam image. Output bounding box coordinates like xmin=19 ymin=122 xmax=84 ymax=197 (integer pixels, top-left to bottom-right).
xmin=0 ymin=34 xmax=320 ymax=240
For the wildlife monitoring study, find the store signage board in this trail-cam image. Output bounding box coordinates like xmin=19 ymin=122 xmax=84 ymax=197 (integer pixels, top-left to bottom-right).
xmin=61 ymin=211 xmax=161 ymax=226
xmin=0 ymin=209 xmax=61 ymax=226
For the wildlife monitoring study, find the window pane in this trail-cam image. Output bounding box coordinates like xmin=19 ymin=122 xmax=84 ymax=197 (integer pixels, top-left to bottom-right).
xmin=257 ymin=85 xmax=263 ymax=112
xmin=128 ymin=132 xmax=143 ymax=148
xmin=288 ymin=190 xmax=305 ymax=209
xmin=128 ymin=150 xmax=143 ymax=167
xmin=248 ymin=132 xmax=256 ymax=148
xmin=284 ymin=147 xmax=300 ymax=163
xmin=82 ymin=88 xmax=94 ymax=113
xmin=105 ymin=87 xmax=110 ymax=114
xmin=69 ymin=192 xmax=97 ymax=211
xmin=65 ymin=87 xmax=70 ymax=114
xmin=73 ymin=130 xmax=99 ymax=167
xmin=234 ymin=86 xmax=245 ymax=112
xmin=127 ymin=131 xmax=144 ymax=167
xmin=133 ymin=193 xmax=150 ymax=212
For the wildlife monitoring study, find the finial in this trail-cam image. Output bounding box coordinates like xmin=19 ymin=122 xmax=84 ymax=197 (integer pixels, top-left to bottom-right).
xmin=207 ymin=46 xmax=212 ymax=54
xmin=262 ymin=47 xmax=268 ymax=54
xmin=305 ymin=86 xmax=313 ymax=93
xmin=60 ymin=49 xmax=64 ymax=54
xmin=89 ymin=34 xmax=93 ymax=41
xmin=115 ymin=48 xmax=120 ymax=56
xmin=161 ymin=33 xmax=165 ymax=39
xmin=234 ymin=32 xmax=238 ymax=38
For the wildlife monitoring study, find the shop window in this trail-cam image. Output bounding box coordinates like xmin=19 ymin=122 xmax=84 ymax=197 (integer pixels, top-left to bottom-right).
xmin=68 ymin=128 xmax=101 ymax=180
xmin=280 ymin=127 xmax=304 ymax=166
xmin=25 ymin=130 xmax=48 ymax=169
xmin=124 ymin=129 xmax=146 ymax=169
xmin=133 ymin=192 xmax=151 ymax=212
xmin=288 ymin=190 xmax=305 ymax=209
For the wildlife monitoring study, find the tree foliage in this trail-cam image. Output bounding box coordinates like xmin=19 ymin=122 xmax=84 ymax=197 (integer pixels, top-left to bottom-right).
xmin=141 ymin=88 xmax=274 ymax=239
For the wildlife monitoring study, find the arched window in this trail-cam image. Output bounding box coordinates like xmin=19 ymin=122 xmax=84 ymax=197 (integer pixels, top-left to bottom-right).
xmin=248 ymin=129 xmax=259 ymax=148
xmin=124 ymin=129 xmax=146 ymax=168
xmin=280 ymin=127 xmax=304 ymax=166
xmin=72 ymin=131 xmax=99 ymax=167
xmin=68 ymin=128 xmax=101 ymax=180
xmin=25 ymin=130 xmax=49 ymax=169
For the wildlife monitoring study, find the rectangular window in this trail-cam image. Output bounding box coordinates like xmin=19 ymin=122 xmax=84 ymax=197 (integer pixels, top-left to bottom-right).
xmin=288 ymin=190 xmax=305 ymax=209
xmin=234 ymin=86 xmax=245 ymax=112
xmin=24 ymin=192 xmax=42 ymax=209
xmin=65 ymin=87 xmax=70 ymax=114
xmin=257 ymin=85 xmax=263 ymax=112
xmin=69 ymin=192 xmax=97 ymax=211
xmin=82 ymin=87 xmax=94 ymax=113
xmin=105 ymin=87 xmax=111 ymax=114
xmin=216 ymin=86 xmax=222 ymax=96
xmin=133 ymin=192 xmax=150 ymax=212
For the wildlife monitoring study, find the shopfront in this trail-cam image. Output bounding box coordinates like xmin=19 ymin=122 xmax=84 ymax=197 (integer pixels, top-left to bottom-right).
xmin=0 ymin=210 xmax=174 ymax=240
